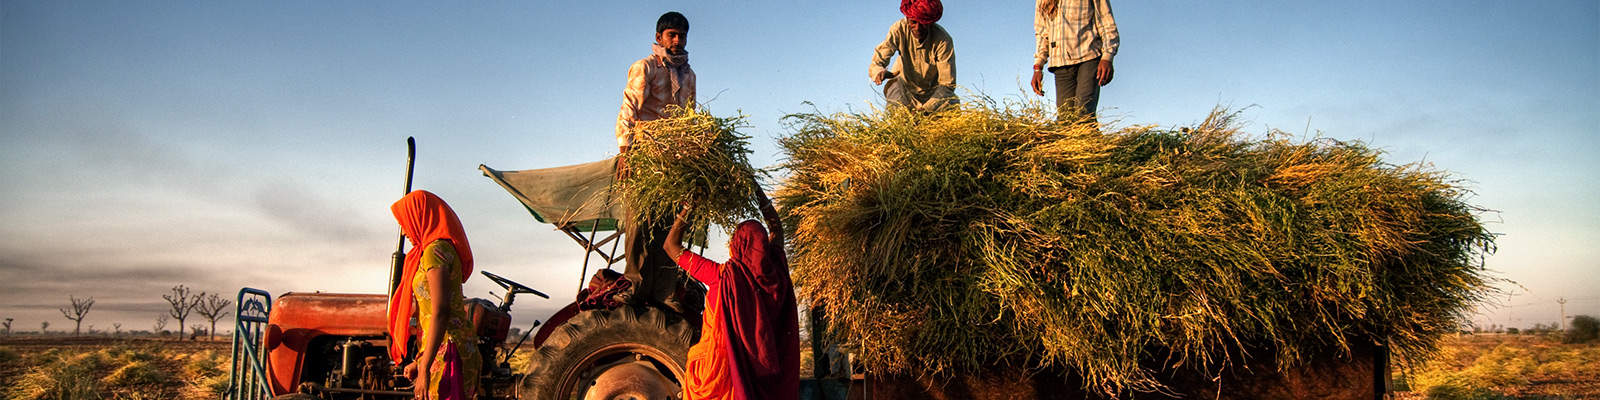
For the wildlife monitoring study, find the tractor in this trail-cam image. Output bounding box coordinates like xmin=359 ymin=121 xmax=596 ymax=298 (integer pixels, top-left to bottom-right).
xmin=227 ymin=139 xmax=707 ymax=399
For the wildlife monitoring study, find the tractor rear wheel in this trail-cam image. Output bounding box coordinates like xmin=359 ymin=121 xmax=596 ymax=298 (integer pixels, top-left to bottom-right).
xmin=518 ymin=305 xmax=697 ymax=400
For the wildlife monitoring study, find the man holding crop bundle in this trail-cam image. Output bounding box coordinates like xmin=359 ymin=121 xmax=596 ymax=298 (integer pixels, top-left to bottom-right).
xmin=1031 ymin=0 xmax=1119 ymax=121
xmin=615 ymin=11 xmax=697 ymax=305
xmin=870 ymin=0 xmax=958 ymax=113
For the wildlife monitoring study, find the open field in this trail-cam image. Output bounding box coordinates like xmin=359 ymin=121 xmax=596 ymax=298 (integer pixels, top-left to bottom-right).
xmin=1394 ymin=334 xmax=1600 ymax=399
xmin=0 ymin=336 xmax=230 ymax=400
xmin=2 ymin=333 xmax=1594 ymax=399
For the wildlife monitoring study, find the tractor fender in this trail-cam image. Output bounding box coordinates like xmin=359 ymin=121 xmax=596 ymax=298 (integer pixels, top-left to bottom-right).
xmin=532 ymin=302 xmax=581 ymax=349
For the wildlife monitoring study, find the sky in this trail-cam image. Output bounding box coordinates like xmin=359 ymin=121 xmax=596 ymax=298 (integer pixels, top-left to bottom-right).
xmin=1 ymin=1 xmax=1596 ymax=334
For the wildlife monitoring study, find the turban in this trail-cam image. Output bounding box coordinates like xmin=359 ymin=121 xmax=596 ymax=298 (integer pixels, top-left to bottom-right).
xmin=900 ymin=0 xmax=942 ymax=24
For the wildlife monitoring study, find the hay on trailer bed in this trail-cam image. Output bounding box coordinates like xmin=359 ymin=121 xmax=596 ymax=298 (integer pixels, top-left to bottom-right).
xmin=775 ymin=99 xmax=1497 ymax=395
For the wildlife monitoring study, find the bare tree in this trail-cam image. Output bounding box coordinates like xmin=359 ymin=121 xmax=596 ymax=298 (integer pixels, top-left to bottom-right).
xmin=154 ymin=315 xmax=170 ymax=337
xmin=41 ymin=321 xmax=49 ymax=334
xmin=3 ymin=317 xmax=11 ymax=335
xmin=195 ymin=292 xmax=233 ymax=341
xmin=59 ymin=296 xmax=95 ymax=335
xmin=190 ymin=324 xmax=206 ymax=341
xmin=163 ymin=285 xmax=203 ymax=341
xmin=113 ymin=323 xmax=122 ymax=336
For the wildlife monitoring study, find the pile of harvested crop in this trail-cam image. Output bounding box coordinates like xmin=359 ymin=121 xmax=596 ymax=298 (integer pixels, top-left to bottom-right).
xmin=619 ymin=106 xmax=763 ymax=230
xmin=775 ymin=99 xmax=1496 ymax=395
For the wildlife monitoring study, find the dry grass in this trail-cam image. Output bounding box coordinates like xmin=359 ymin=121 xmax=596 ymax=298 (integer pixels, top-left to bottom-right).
xmin=776 ymin=98 xmax=1497 ymax=395
xmin=620 ymin=106 xmax=763 ymax=231
xmin=0 ymin=337 xmax=231 ymax=400
xmin=1395 ymin=334 xmax=1600 ymax=399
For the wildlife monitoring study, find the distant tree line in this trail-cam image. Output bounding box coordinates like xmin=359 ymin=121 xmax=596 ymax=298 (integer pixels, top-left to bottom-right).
xmin=0 ymin=284 xmax=235 ymax=341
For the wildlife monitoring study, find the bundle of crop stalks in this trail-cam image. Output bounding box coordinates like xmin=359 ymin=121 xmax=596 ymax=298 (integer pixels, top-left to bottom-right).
xmin=620 ymin=106 xmax=763 ymax=230
xmin=775 ymin=98 xmax=1497 ymax=395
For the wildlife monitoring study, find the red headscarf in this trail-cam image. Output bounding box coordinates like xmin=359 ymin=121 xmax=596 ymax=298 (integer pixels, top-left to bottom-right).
xmin=720 ymin=221 xmax=800 ymax=400
xmin=388 ymin=190 xmax=474 ymax=362
xmin=900 ymin=0 xmax=943 ymax=24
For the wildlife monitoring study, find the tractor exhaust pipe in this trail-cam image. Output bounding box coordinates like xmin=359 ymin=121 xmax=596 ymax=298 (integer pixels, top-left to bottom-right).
xmin=389 ymin=137 xmax=417 ymax=299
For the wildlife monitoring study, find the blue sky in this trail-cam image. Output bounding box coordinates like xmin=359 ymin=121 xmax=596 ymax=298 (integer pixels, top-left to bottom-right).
xmin=1 ymin=1 xmax=1595 ymax=333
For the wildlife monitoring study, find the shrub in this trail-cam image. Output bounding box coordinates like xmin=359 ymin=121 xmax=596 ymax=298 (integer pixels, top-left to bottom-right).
xmin=1566 ymin=315 xmax=1599 ymax=344
xmin=181 ymin=350 xmax=223 ymax=380
xmin=100 ymin=345 xmax=159 ymax=364
xmin=102 ymin=359 xmax=171 ymax=386
xmin=0 ymin=346 xmax=19 ymax=364
xmin=14 ymin=351 xmax=105 ymax=400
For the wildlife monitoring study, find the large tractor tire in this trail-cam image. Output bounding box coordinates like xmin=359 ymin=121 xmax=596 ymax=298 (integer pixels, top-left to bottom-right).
xmin=519 ymin=305 xmax=697 ymax=400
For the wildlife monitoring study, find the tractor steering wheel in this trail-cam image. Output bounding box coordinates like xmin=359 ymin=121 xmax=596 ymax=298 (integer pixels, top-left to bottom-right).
xmin=481 ymin=270 xmax=548 ymax=299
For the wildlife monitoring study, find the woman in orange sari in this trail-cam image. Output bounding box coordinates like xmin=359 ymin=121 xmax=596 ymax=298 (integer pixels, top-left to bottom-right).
xmin=664 ymin=191 xmax=800 ymax=400
xmin=389 ymin=190 xmax=481 ymax=400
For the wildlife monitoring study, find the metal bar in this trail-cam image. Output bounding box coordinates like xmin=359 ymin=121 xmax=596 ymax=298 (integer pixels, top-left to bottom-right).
xmin=228 ymin=288 xmax=273 ymax=400
xmin=501 ymin=320 xmax=543 ymax=365
xmin=590 ymin=230 xmax=620 ymax=248
xmin=389 ymin=137 xmax=417 ymax=298
xmin=577 ymin=224 xmax=601 ymax=292
xmin=604 ymin=230 xmax=623 ymax=269
xmin=306 ymin=383 xmax=412 ymax=396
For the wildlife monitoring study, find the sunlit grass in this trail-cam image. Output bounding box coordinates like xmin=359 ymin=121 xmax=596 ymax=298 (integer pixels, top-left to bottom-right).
xmin=1399 ymin=334 xmax=1600 ymax=399
xmin=777 ymin=97 xmax=1498 ymax=395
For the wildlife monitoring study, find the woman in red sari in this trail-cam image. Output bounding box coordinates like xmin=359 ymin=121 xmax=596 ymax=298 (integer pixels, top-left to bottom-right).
xmin=664 ymin=190 xmax=800 ymax=400
xmin=390 ymin=190 xmax=481 ymax=400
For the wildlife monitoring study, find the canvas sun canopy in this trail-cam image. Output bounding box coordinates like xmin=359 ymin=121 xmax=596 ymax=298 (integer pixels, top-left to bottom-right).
xmin=480 ymin=158 xmax=625 ymax=232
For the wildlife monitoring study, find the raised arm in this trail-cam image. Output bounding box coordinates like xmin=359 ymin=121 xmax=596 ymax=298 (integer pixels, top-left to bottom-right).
xmin=757 ymin=189 xmax=783 ymax=245
xmin=664 ymin=204 xmax=692 ymax=261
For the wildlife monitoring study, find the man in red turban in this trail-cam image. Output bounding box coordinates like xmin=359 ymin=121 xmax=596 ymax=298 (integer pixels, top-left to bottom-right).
xmin=870 ymin=0 xmax=958 ymax=113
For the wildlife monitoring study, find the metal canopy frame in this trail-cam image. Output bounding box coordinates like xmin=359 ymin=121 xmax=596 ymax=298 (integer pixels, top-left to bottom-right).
xmin=562 ymin=223 xmax=625 ymax=291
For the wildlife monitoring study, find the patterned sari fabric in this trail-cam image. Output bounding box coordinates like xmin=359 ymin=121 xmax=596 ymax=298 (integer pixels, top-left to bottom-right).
xmin=414 ymin=241 xmax=481 ymax=399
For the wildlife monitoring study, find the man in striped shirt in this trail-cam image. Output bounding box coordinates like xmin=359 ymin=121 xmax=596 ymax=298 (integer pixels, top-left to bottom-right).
xmin=616 ymin=11 xmax=697 ymax=307
xmin=1030 ymin=0 xmax=1119 ymax=121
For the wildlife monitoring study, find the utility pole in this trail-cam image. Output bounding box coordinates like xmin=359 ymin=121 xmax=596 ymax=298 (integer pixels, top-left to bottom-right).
xmin=1557 ymin=297 xmax=1568 ymax=330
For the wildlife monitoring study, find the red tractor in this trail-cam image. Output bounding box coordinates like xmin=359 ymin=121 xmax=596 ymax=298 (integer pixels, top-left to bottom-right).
xmin=227 ymin=140 xmax=705 ymax=400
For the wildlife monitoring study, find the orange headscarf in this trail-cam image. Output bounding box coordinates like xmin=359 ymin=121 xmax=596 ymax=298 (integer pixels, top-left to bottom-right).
xmin=388 ymin=190 xmax=474 ymax=362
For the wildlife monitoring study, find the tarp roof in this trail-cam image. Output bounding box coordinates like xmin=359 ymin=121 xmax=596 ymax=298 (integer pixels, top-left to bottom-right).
xmin=480 ymin=158 xmax=624 ymax=232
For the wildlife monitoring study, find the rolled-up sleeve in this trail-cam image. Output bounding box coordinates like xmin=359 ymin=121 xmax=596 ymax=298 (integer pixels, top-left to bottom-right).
xmin=869 ymin=21 xmax=901 ymax=80
xmin=934 ymin=37 xmax=956 ymax=89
